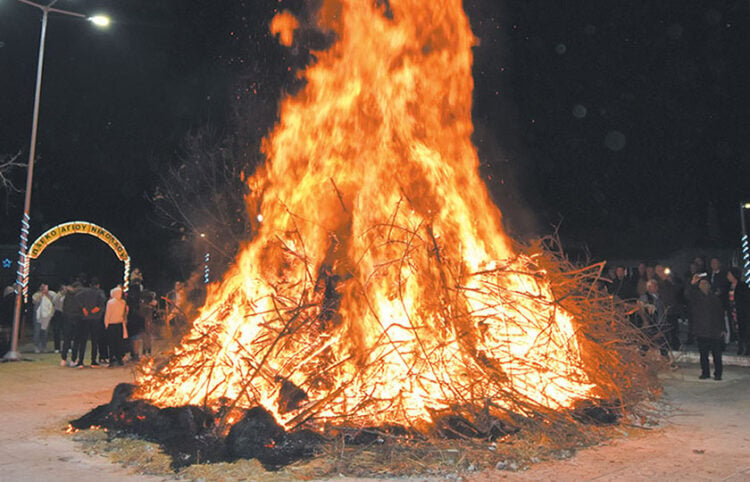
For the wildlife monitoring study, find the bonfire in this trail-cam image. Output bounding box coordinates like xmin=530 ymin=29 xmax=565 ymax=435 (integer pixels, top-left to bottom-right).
xmin=72 ymin=0 xmax=659 ymax=472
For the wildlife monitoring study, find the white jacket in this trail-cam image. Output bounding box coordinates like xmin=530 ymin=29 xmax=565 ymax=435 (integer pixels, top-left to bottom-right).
xmin=35 ymin=294 xmax=54 ymax=330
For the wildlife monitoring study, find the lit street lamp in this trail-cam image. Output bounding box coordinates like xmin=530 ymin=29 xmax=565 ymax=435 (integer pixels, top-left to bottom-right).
xmin=741 ymin=202 xmax=750 ymax=281
xmin=3 ymin=0 xmax=110 ymax=361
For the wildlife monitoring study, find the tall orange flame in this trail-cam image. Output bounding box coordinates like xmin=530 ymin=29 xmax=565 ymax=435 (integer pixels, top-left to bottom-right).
xmin=137 ymin=0 xmax=594 ymax=429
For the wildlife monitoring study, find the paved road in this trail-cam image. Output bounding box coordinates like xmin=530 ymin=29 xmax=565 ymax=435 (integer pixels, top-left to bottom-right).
xmin=468 ymin=364 xmax=750 ymax=481
xmin=0 ymin=351 xmax=164 ymax=482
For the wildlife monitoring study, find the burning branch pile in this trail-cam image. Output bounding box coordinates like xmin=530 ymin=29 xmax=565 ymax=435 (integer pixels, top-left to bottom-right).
xmin=70 ymin=0 xmax=661 ymax=472
xmin=135 ymin=218 xmax=654 ymax=434
xmin=71 ymin=237 xmax=658 ymax=470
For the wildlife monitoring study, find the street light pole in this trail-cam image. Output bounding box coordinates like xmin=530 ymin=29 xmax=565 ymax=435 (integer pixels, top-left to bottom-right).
xmin=3 ymin=0 xmax=109 ymax=361
xmin=200 ymin=233 xmax=210 ymax=284
xmin=741 ymin=202 xmax=750 ymax=281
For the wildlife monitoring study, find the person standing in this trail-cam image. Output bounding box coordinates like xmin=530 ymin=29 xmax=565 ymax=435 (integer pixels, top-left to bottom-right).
xmin=684 ymin=262 xmax=700 ymax=345
xmin=51 ymin=284 xmax=66 ymax=353
xmin=688 ymin=274 xmax=725 ymax=380
xmin=31 ymin=284 xmax=55 ymax=353
xmin=639 ymin=279 xmax=669 ymax=357
xmin=166 ymin=280 xmax=187 ymax=336
xmin=60 ymin=283 xmax=81 ymax=366
xmin=709 ymin=257 xmax=729 ymax=300
xmin=88 ymin=278 xmax=109 ymax=365
xmin=104 ymin=286 xmax=128 ymax=367
xmin=73 ymin=279 xmax=106 ymax=367
xmin=727 ymin=267 xmax=750 ymax=356
xmin=693 ymin=256 xmax=708 ymax=276
xmin=655 ymin=264 xmax=681 ymax=350
xmin=709 ymin=257 xmax=731 ymax=342
xmin=140 ymin=290 xmax=158 ymax=356
xmin=126 ymin=269 xmax=145 ymax=361
xmin=1 ymin=286 xmax=15 ymax=355
xmin=610 ymin=266 xmax=634 ymax=299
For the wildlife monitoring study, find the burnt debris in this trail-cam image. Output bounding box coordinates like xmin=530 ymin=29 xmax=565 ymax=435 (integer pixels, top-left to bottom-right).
xmin=69 ymin=383 xmax=322 ymax=470
xmin=70 ymin=382 xmax=621 ymax=471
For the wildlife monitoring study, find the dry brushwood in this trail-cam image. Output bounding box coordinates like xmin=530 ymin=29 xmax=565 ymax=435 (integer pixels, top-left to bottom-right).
xmin=135 ymin=203 xmax=661 ymax=445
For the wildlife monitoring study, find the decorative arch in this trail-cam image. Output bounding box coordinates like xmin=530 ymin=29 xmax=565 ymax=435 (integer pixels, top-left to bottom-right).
xmin=23 ymin=221 xmax=131 ymax=299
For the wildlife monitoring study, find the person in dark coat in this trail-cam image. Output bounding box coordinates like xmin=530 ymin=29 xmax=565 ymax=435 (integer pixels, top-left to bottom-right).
xmin=639 ymin=279 xmax=669 ymax=357
xmin=683 ymin=262 xmax=700 ymax=345
xmin=709 ymin=257 xmax=731 ymax=341
xmin=613 ymin=266 xmax=636 ymax=299
xmin=60 ymin=283 xmax=82 ymax=366
xmin=73 ymin=280 xmax=106 ymax=367
xmin=687 ymin=274 xmax=725 ymax=380
xmin=126 ymin=269 xmax=145 ymax=361
xmin=656 ymin=264 xmax=682 ymax=350
xmin=727 ymin=267 xmax=750 ymax=356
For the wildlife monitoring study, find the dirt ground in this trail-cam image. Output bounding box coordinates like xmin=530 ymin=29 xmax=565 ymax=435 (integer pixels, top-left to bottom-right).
xmin=1 ymin=349 xmax=749 ymax=482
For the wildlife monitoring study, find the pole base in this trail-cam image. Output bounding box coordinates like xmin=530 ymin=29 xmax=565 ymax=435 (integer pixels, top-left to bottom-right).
xmin=2 ymin=350 xmax=22 ymax=362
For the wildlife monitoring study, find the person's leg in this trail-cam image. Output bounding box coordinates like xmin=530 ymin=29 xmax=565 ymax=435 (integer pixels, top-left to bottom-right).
xmin=97 ymin=320 xmax=108 ymax=363
xmin=132 ymin=336 xmax=142 ymax=362
xmin=712 ymin=337 xmax=723 ymax=380
xmin=739 ymin=321 xmax=749 ymax=356
xmin=697 ymin=337 xmax=711 ymax=378
xmin=40 ymin=327 xmax=48 ymax=352
xmin=33 ymin=321 xmax=41 ymax=352
xmin=61 ymin=317 xmax=71 ymax=363
xmin=67 ymin=317 xmax=77 ymax=361
xmin=143 ymin=319 xmax=152 ymax=355
xmin=729 ymin=312 xmax=738 ymax=343
xmin=88 ymin=320 xmax=99 ymax=364
xmin=111 ymin=324 xmax=124 ymax=364
xmin=52 ymin=313 xmax=62 ymax=352
xmin=106 ymin=325 xmax=116 ymax=365
xmin=74 ymin=319 xmax=88 ymax=365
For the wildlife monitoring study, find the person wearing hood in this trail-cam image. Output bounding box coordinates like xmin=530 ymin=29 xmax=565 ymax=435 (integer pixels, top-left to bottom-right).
xmin=104 ymin=286 xmax=128 ymax=367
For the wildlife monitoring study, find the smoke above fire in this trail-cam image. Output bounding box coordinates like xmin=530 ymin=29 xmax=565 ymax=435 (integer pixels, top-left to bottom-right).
xmin=136 ymin=0 xmax=603 ymax=430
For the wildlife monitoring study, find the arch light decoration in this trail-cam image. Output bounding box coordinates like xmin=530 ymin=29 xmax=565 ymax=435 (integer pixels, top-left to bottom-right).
xmin=23 ymin=221 xmax=131 ymax=299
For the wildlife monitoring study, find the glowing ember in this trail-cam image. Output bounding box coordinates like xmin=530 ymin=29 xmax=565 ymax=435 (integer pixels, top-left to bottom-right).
xmin=137 ymin=0 xmax=596 ymax=430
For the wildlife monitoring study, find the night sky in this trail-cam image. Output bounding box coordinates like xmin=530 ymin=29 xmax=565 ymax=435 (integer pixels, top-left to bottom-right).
xmin=1 ymin=0 xmax=748 ymax=291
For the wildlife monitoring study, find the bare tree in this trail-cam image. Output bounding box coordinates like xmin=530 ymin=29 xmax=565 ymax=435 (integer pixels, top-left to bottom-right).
xmin=0 ymin=151 xmax=25 ymax=212
xmin=149 ymin=126 xmax=256 ymax=276
xmin=0 ymin=152 xmax=24 ymax=191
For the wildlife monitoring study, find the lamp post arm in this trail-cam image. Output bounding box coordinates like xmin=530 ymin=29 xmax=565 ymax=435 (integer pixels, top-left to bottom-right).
xmin=16 ymin=0 xmax=87 ymax=18
xmin=15 ymin=0 xmax=53 ymax=8
xmin=48 ymin=7 xmax=86 ymax=18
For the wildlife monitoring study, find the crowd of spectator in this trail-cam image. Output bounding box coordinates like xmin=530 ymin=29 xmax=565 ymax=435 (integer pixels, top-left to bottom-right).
xmin=0 ymin=267 xmax=204 ymax=362
xmin=2 ymin=254 xmax=747 ymax=383
xmin=604 ymin=256 xmax=750 ymax=380
xmin=0 ymin=269 xmax=160 ymax=366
